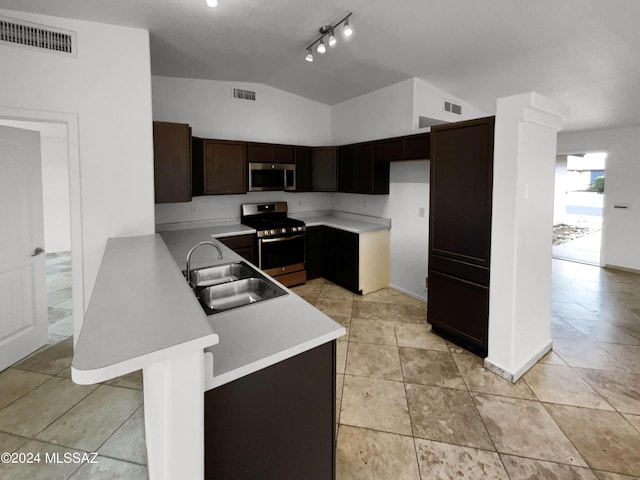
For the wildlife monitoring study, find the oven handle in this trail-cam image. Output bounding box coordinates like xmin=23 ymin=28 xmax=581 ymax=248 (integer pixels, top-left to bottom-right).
xmin=260 ymin=234 xmax=306 ymax=244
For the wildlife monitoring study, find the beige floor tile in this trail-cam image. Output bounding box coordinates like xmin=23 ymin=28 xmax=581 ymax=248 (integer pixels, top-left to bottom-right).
xmin=446 ymin=341 xmax=474 ymax=355
xmin=539 ymin=350 xmax=568 ymax=365
xmin=337 ymin=340 xmax=348 ymax=374
xmin=351 ymin=301 xmax=392 ymax=321
xmin=0 ymin=440 xmax=83 ymax=480
xmin=299 ymin=295 xmax=319 ymax=306
xmin=350 ymin=319 xmax=396 ymax=346
xmin=0 ymin=377 xmax=97 ymax=437
xmin=345 ymin=343 xmax=403 ymax=381
xmin=625 ymin=414 xmax=640 ymax=433
xmin=336 ymin=374 xmax=344 ymax=425
xmin=320 ymin=283 xmax=355 ymax=300
xmin=389 ymin=289 xmax=427 ymax=307
xmin=0 ymin=369 xmax=52 ymax=410
xmin=331 ymin=315 xmax=351 ymax=341
xmin=553 ymin=338 xmax=625 ymax=371
xmin=453 ymin=353 xmax=536 ymax=400
xmin=523 ymin=363 xmax=613 ymax=410
xmin=68 ymin=455 xmax=148 ymax=479
xmin=0 ymin=432 xmax=29 ymax=453
xmin=12 ymin=337 xmax=74 ymax=375
xmin=594 ymin=471 xmax=640 ymax=480
xmin=336 ymin=425 xmax=420 ymax=480
xmin=597 ymin=343 xmax=640 ymax=371
xmin=99 ymin=407 xmax=147 ymax=465
xmin=340 ymin=375 xmax=411 ymax=435
xmin=105 ymin=371 xmax=143 ymax=390
xmin=501 ymin=454 xmax=599 ymax=480
xmin=576 ymin=368 xmax=640 ymax=415
xmin=354 ymin=288 xmax=391 ymax=303
xmin=389 ymin=303 xmax=427 ymax=324
xmin=546 ymin=404 xmax=640 ymax=476
xmin=36 ymin=385 xmax=143 ymax=451
xmin=399 ymin=348 xmax=466 ymax=390
xmin=395 ymin=323 xmax=449 ymax=351
xmin=566 ymin=320 xmax=640 ymax=345
xmin=473 ymin=393 xmax=587 ymax=466
xmin=406 ymin=384 xmax=493 ymax=450
xmin=416 ymin=438 xmax=508 ymax=480
xmin=316 ymin=297 xmax=353 ymax=317
xmin=290 ymin=279 xmax=324 ymax=297
xmin=551 ymin=316 xmax=587 ymax=339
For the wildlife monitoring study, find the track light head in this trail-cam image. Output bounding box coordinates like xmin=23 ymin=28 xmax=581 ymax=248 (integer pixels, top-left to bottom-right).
xmin=328 ymin=29 xmax=337 ymax=47
xmin=342 ymin=18 xmax=353 ymax=38
xmin=305 ymin=49 xmax=314 ymax=62
xmin=317 ymin=39 xmax=326 ymax=55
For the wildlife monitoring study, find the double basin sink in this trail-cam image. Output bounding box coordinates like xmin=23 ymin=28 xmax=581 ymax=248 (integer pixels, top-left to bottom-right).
xmin=185 ymin=261 xmax=287 ymax=315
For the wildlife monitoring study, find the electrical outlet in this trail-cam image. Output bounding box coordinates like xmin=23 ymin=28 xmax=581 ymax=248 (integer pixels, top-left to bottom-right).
xmin=419 ymin=207 xmax=425 ymax=217
xmin=191 ymin=204 xmax=198 ymax=214
xmin=425 ymin=277 xmax=429 ymax=288
xmin=298 ymin=199 xmax=302 ymax=206
xmin=363 ymin=200 xmax=367 ymax=208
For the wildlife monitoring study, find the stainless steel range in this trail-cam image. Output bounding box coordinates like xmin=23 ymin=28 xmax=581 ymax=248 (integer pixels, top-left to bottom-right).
xmin=241 ymin=202 xmax=306 ymax=287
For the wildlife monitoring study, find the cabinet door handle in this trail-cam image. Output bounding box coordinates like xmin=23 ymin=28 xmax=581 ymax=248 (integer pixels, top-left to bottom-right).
xmin=31 ymin=247 xmax=45 ymax=257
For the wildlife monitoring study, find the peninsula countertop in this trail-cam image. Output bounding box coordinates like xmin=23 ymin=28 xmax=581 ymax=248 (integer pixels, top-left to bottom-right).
xmin=159 ymin=228 xmax=345 ymax=389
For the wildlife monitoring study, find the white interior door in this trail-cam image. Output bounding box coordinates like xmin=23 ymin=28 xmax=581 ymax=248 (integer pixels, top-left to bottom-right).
xmin=0 ymin=124 xmax=47 ymax=371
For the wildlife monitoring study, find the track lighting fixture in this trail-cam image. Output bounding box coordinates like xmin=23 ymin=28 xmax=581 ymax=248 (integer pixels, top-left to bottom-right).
xmin=304 ymin=12 xmax=353 ymax=62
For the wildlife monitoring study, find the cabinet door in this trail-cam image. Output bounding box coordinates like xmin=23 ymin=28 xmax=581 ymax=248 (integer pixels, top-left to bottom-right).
xmin=217 ymin=234 xmax=256 ymax=264
xmin=313 ymin=147 xmax=337 ymax=192
xmin=247 ymin=143 xmax=273 ymax=163
xmin=294 ymin=146 xmax=313 ymax=192
xmin=337 ymin=145 xmax=356 ymax=193
xmin=203 ymin=140 xmax=247 ymax=195
xmin=323 ymin=227 xmax=359 ymax=292
xmin=305 ymin=226 xmax=324 ymax=280
xmin=153 ymin=121 xmax=191 ymax=203
xmin=355 ymin=143 xmax=374 ymax=194
xmin=404 ymin=133 xmax=430 ymax=160
xmin=375 ymin=137 xmax=405 ymax=162
xmin=273 ymin=145 xmax=295 ymax=164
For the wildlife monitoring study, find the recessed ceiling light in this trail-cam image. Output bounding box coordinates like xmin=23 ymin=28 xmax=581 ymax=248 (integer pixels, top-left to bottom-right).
xmin=206 ymin=0 xmax=218 ymax=7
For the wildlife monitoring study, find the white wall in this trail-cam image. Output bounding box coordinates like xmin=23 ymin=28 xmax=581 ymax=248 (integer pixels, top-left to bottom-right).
xmin=558 ymin=126 xmax=640 ymax=271
xmin=152 ymin=76 xmax=334 ymax=225
xmin=0 ymin=10 xmax=155 ymax=332
xmin=152 ymin=76 xmax=331 ymax=145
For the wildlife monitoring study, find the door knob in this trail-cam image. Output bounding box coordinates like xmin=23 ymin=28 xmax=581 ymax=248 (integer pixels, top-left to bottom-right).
xmin=31 ymin=247 xmax=44 ymax=257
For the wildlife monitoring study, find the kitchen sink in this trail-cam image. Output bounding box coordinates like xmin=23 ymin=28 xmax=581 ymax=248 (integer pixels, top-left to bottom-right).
xmin=198 ymin=277 xmax=287 ymax=314
xmin=185 ymin=261 xmax=255 ymax=287
xmin=185 ymin=261 xmax=287 ymax=314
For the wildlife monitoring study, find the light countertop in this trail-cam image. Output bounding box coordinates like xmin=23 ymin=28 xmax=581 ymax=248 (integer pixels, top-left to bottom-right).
xmin=71 ymin=234 xmax=219 ymax=384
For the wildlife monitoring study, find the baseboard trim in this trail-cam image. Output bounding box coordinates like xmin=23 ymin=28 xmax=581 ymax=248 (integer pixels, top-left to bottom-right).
xmin=604 ymin=264 xmax=640 ymax=275
xmin=484 ymin=340 xmax=553 ymax=383
xmin=389 ymin=283 xmax=427 ymax=302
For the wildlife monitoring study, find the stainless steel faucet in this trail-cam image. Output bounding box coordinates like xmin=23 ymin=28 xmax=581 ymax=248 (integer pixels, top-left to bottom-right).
xmin=185 ymin=241 xmax=223 ymax=289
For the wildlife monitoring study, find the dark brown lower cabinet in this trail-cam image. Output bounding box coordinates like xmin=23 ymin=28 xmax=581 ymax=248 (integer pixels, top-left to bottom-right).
xmin=321 ymin=227 xmax=359 ymax=293
xmin=306 ymin=226 xmax=324 ymax=280
xmin=216 ymin=234 xmax=256 ymax=264
xmin=204 ymin=341 xmax=336 ymax=480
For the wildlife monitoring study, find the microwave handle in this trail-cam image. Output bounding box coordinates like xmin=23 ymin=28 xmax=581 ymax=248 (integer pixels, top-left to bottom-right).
xmin=260 ymin=234 xmax=305 ymax=244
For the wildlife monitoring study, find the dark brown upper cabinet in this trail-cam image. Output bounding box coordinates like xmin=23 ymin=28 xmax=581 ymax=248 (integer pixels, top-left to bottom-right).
xmin=338 ymin=142 xmax=389 ymax=195
xmin=337 ymin=145 xmax=356 ymax=193
xmin=202 ymin=140 xmax=247 ymax=195
xmin=312 ymin=147 xmax=337 ymax=192
xmin=374 ymin=132 xmax=431 ymax=162
xmin=404 ymin=132 xmax=431 ymax=160
xmin=294 ymin=146 xmax=313 ymax=192
xmin=153 ymin=121 xmax=192 ymax=203
xmin=247 ymin=142 xmax=295 ymax=164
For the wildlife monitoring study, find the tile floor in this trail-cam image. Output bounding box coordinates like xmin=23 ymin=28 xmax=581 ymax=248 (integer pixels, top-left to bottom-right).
xmin=0 ymin=258 xmax=639 ymax=479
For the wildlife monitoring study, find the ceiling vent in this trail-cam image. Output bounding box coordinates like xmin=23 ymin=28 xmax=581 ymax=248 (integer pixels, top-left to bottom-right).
xmin=443 ymin=100 xmax=462 ymax=115
xmin=0 ymin=16 xmax=76 ymax=56
xmin=232 ymin=88 xmax=256 ymax=101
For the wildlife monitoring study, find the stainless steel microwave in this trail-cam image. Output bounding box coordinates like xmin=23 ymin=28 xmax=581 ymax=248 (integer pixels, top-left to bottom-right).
xmin=248 ymin=163 xmax=296 ymax=192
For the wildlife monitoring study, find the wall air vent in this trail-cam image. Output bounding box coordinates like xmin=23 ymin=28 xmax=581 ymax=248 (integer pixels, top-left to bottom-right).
xmin=443 ymin=100 xmax=462 ymax=115
xmin=0 ymin=16 xmax=76 ymax=56
xmin=232 ymin=88 xmax=256 ymax=101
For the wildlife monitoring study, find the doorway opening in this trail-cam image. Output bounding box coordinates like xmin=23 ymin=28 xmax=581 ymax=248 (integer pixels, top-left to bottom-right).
xmin=552 ymin=153 xmax=606 ymax=266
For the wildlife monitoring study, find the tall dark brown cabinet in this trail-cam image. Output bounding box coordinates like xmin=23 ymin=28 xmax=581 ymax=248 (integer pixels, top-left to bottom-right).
xmin=427 ymin=117 xmax=495 ymax=357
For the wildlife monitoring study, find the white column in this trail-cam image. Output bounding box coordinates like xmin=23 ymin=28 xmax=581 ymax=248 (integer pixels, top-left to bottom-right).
xmin=485 ymin=92 xmax=567 ymax=382
xmin=143 ymin=350 xmax=206 ymax=480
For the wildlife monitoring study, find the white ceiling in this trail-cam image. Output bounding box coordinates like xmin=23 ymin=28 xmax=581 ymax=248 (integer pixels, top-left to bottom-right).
xmin=2 ymin=0 xmax=639 ymax=131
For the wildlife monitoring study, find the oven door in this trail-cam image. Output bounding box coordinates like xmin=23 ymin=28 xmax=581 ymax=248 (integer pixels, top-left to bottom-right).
xmin=259 ymin=233 xmax=305 ymax=276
